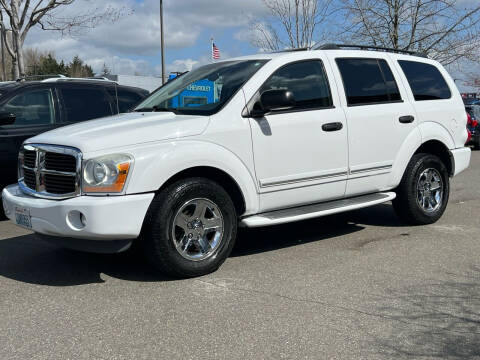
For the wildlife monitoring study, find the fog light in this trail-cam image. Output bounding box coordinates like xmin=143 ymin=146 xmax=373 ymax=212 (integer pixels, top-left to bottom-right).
xmin=80 ymin=213 xmax=87 ymax=226
xmin=66 ymin=210 xmax=86 ymax=231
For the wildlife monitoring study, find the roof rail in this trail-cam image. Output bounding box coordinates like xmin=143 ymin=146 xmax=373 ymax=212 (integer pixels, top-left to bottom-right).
xmin=16 ymin=74 xmax=66 ymax=82
xmin=271 ymin=47 xmax=310 ymax=54
xmin=314 ymin=43 xmax=428 ymax=58
xmin=41 ymin=76 xmax=117 ymax=83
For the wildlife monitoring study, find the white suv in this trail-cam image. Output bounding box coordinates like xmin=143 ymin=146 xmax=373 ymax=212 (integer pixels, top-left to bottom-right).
xmin=2 ymin=44 xmax=471 ymax=278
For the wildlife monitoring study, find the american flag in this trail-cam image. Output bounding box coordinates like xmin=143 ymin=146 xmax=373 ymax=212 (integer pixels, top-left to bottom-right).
xmin=212 ymin=42 xmax=220 ymax=60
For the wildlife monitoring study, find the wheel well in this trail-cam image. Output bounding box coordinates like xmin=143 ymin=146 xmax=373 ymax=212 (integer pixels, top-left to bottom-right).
xmin=158 ymin=166 xmax=246 ymax=215
xmin=414 ymin=140 xmax=453 ymax=176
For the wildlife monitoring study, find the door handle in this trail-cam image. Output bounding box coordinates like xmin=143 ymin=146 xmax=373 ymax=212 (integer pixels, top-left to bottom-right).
xmin=399 ymin=115 xmax=415 ymax=124
xmin=322 ymin=122 xmax=343 ymax=132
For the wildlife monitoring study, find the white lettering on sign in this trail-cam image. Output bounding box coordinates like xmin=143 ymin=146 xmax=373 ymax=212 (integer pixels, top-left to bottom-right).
xmin=186 ymin=84 xmax=211 ymax=92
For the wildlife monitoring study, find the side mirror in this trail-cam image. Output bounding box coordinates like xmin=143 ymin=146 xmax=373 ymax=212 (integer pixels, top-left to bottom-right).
xmin=250 ymin=89 xmax=295 ymax=117
xmin=0 ymin=112 xmax=15 ymax=126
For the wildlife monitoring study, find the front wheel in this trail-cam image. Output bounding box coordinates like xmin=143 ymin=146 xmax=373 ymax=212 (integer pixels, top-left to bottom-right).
xmin=141 ymin=177 xmax=237 ymax=278
xmin=393 ymin=153 xmax=450 ymax=225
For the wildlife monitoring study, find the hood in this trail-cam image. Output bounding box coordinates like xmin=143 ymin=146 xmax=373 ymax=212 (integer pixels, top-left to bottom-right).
xmin=25 ymin=112 xmax=210 ymax=153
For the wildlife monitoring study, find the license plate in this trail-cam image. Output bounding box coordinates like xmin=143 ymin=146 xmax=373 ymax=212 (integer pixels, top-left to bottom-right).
xmin=15 ymin=207 xmax=32 ymax=229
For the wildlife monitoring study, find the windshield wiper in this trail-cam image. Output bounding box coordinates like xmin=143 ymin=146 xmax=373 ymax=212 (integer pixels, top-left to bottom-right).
xmin=134 ymin=106 xmax=178 ymax=113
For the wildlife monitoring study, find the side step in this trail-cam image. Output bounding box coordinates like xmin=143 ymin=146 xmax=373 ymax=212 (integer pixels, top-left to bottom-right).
xmin=240 ymin=192 xmax=396 ymax=228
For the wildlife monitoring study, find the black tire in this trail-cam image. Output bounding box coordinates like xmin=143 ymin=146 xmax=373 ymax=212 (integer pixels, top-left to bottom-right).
xmin=473 ymin=133 xmax=480 ymax=150
xmin=393 ymin=153 xmax=450 ymax=225
xmin=0 ymin=194 xmax=6 ymax=220
xmin=141 ymin=177 xmax=237 ymax=278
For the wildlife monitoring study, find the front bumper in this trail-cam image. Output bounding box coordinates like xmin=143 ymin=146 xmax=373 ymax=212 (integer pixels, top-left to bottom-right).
xmin=2 ymin=184 xmax=154 ymax=241
xmin=450 ymin=147 xmax=471 ymax=176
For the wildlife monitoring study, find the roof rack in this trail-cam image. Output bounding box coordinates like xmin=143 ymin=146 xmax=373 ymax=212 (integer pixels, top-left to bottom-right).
xmin=271 ymin=47 xmax=310 ymax=53
xmin=314 ymin=43 xmax=428 ymax=58
xmin=16 ymin=74 xmax=67 ymax=82
xmin=41 ymin=76 xmax=117 ymax=83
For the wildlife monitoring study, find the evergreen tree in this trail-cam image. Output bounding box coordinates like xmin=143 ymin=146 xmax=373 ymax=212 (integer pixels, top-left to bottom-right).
xmin=66 ymin=55 xmax=93 ymax=78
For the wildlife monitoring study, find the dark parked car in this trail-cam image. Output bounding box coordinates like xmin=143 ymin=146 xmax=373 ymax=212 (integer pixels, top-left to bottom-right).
xmin=0 ymin=78 xmax=149 ymax=210
xmin=466 ymin=105 xmax=480 ymax=150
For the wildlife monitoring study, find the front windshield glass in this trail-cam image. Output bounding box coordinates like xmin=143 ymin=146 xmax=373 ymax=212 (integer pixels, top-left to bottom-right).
xmin=135 ymin=60 xmax=268 ymax=115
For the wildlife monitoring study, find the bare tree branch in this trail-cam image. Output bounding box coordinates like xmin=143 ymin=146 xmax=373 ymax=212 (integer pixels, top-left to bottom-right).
xmin=250 ymin=0 xmax=335 ymax=51
xmin=0 ymin=0 xmax=130 ymax=78
xmin=340 ymin=0 xmax=480 ymax=65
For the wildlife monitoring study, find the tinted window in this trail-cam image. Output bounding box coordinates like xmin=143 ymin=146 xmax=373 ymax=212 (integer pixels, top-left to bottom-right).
xmin=107 ymin=88 xmax=147 ymax=113
xmin=260 ymin=60 xmax=332 ymax=110
xmin=0 ymin=89 xmax=55 ymax=126
xmin=336 ymin=58 xmax=401 ymax=105
xmin=398 ymin=60 xmax=451 ymax=101
xmin=60 ymin=87 xmax=113 ymax=122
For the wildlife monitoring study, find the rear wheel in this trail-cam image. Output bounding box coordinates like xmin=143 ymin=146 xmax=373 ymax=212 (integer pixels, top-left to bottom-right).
xmin=393 ymin=153 xmax=450 ymax=225
xmin=141 ymin=177 xmax=237 ymax=278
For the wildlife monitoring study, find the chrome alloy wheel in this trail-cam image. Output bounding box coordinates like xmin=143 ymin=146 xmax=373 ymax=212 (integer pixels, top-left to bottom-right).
xmin=416 ymin=168 xmax=444 ymax=213
xmin=171 ymin=198 xmax=224 ymax=261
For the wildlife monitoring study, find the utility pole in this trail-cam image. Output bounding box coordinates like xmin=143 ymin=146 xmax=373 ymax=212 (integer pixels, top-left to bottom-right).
xmin=0 ymin=10 xmax=6 ymax=81
xmin=160 ymin=0 xmax=165 ymax=84
xmin=0 ymin=28 xmax=5 ymax=81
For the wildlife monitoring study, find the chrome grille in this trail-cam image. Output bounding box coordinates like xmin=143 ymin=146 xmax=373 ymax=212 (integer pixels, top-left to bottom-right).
xmin=19 ymin=144 xmax=82 ymax=199
xmin=23 ymin=150 xmax=36 ymax=168
xmin=45 ymin=152 xmax=77 ymax=172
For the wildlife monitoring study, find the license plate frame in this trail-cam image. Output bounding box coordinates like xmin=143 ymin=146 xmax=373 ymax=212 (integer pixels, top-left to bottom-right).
xmin=15 ymin=206 xmax=32 ymax=229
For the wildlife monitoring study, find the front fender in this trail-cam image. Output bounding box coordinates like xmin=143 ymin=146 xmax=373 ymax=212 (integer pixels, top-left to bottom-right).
xmin=125 ymin=140 xmax=260 ymax=215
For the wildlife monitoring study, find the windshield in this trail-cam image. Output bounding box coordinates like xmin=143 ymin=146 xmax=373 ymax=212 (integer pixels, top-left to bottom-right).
xmin=135 ymin=60 xmax=268 ymax=115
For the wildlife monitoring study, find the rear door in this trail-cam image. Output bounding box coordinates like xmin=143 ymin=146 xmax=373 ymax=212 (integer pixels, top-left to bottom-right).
xmin=328 ymin=54 xmax=419 ymax=196
xmin=57 ymin=84 xmax=114 ymax=124
xmin=0 ymin=85 xmax=59 ymax=189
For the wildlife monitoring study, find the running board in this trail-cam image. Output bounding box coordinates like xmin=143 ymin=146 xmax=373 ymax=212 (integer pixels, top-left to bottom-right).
xmin=240 ymin=192 xmax=396 ymax=228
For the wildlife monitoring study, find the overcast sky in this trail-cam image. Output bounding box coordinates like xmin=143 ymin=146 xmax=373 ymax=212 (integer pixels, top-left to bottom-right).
xmin=23 ymin=0 xmax=478 ymax=91
xmin=24 ymin=0 xmax=268 ymax=76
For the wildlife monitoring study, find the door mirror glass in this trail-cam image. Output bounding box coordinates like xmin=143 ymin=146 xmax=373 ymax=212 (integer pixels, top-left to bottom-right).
xmin=0 ymin=112 xmax=16 ymax=125
xmin=251 ymin=89 xmax=295 ymax=117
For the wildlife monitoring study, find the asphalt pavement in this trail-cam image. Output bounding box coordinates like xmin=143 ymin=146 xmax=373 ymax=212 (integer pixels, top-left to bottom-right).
xmin=0 ymin=151 xmax=479 ymax=360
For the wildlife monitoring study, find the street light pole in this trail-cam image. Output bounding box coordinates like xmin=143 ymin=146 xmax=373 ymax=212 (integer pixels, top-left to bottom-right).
xmin=160 ymin=0 xmax=165 ymax=84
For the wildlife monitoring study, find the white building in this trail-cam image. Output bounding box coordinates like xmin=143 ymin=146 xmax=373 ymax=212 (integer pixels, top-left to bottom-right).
xmin=106 ymin=74 xmax=165 ymax=93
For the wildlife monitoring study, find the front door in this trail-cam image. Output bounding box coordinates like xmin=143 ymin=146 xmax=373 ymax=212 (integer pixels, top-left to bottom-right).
xmin=0 ymin=87 xmax=58 ymax=189
xmin=248 ymin=59 xmax=349 ymax=211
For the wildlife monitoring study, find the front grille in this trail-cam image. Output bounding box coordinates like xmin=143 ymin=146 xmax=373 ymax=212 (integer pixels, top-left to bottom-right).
xmin=23 ymin=168 xmax=36 ymax=189
xmin=19 ymin=144 xmax=81 ymax=199
xmin=45 ymin=152 xmax=77 ymax=172
xmin=24 ymin=150 xmax=36 ymax=168
xmin=44 ymin=174 xmax=77 ymax=194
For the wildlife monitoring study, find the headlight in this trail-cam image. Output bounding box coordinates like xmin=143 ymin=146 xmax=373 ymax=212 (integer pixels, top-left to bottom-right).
xmin=82 ymin=154 xmax=133 ymax=194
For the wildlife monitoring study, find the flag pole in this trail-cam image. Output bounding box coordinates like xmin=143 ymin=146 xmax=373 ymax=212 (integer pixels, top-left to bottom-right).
xmin=210 ymin=37 xmax=214 ymax=63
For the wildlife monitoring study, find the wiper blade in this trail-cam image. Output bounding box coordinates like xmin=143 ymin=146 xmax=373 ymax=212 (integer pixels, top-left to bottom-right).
xmin=152 ymin=106 xmax=177 ymax=112
xmin=134 ymin=106 xmax=177 ymax=113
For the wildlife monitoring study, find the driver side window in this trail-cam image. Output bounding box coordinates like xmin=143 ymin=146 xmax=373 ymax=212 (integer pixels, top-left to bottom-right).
xmin=260 ymin=60 xmax=333 ymax=111
xmin=0 ymin=89 xmax=55 ymax=126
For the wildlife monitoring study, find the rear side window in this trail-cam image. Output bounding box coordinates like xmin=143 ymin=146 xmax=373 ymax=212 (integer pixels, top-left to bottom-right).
xmin=398 ymin=60 xmax=451 ymax=101
xmin=336 ymin=58 xmax=401 ymax=106
xmin=260 ymin=60 xmax=333 ymax=110
xmin=60 ymin=87 xmax=113 ymax=122
xmin=107 ymin=88 xmax=147 ymax=113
